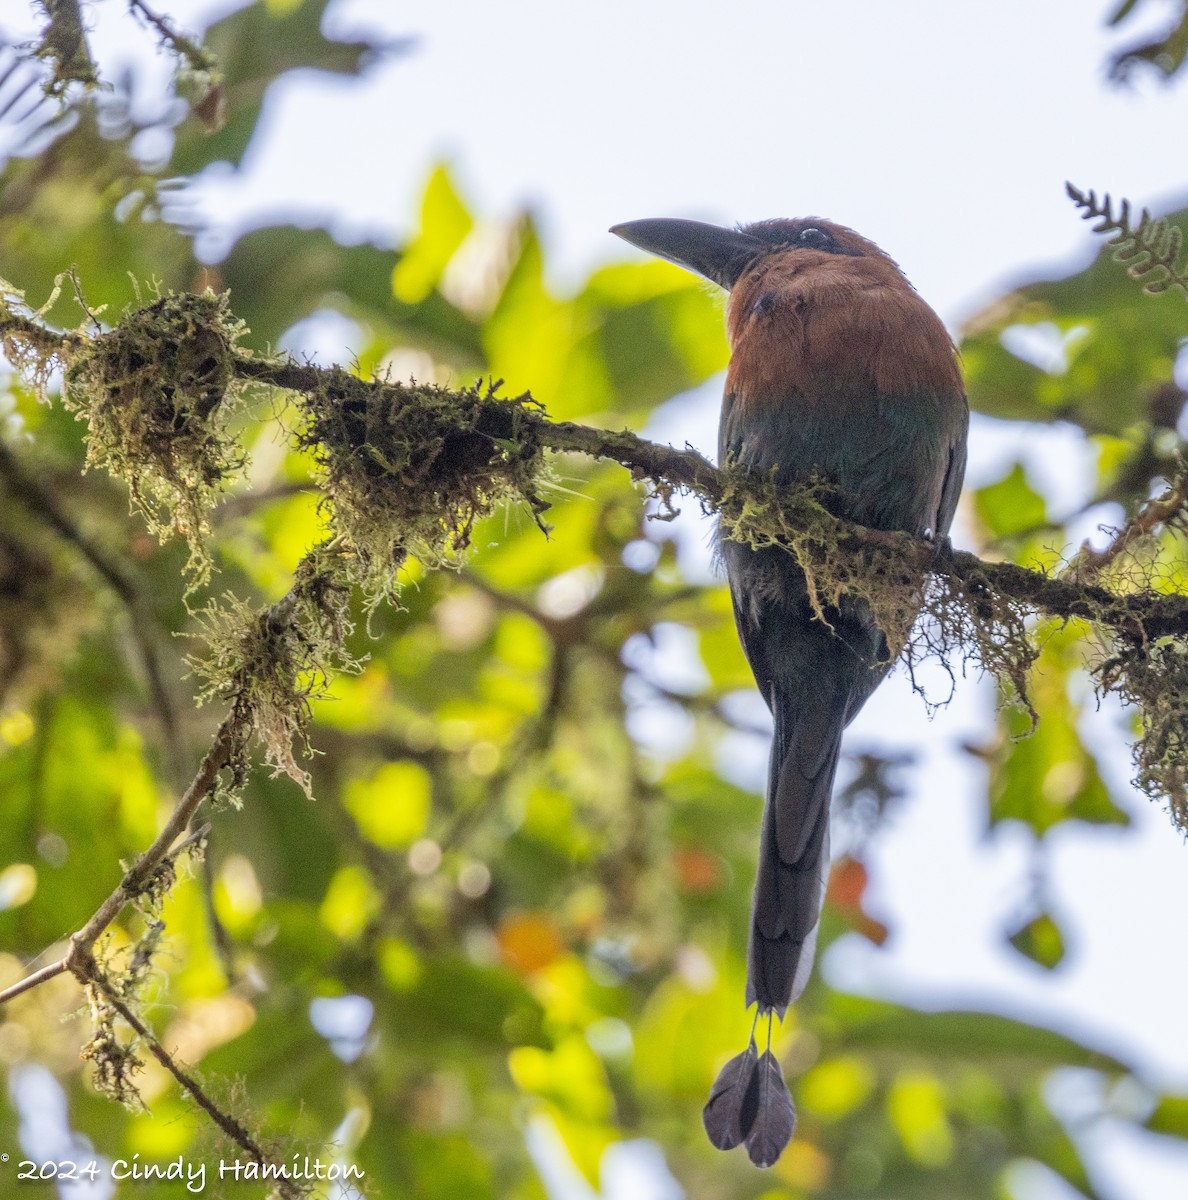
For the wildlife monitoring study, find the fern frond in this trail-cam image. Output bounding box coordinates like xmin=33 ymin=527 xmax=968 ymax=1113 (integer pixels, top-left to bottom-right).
xmin=1066 ymin=182 xmax=1188 ymax=298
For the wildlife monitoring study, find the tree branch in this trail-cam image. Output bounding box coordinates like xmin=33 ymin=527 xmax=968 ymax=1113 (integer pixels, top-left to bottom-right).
xmin=1070 ymin=470 xmax=1188 ymax=583
xmin=0 ymin=547 xmax=342 ymax=1010
xmin=65 ymin=715 xmax=233 ymax=961
xmin=78 ymin=956 xmax=303 ymax=1199
xmin=0 ymin=957 xmax=68 ymax=1005
xmin=0 ymin=303 xmax=71 ymax=359
xmin=127 ymin=0 xmax=217 ymax=79
xmin=34 ymin=0 xmax=99 ymax=93
xmin=232 ymin=354 xmax=1188 ymax=641
xmin=6 ymin=295 xmax=1188 ymax=834
xmin=11 ymin=297 xmax=1188 ymax=641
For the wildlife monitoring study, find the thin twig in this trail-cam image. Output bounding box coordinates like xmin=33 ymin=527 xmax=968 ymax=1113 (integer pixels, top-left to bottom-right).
xmin=127 ymin=0 xmax=218 ymax=77
xmin=357 ymin=643 xmax=575 ymax=947
xmin=175 ymin=821 xmax=211 ymax=854
xmin=214 ymin=480 xmax=315 ymax=524
xmin=459 ymin=567 xmax=565 ymax=636
xmin=80 ymin=962 xmax=302 ymax=1199
xmin=0 ymin=548 xmax=337 ymax=1009
xmin=0 ymin=957 xmax=68 ymax=1004
xmin=0 ymin=727 xmax=225 ymax=1006
xmin=67 ymin=717 xmax=235 ymax=958
xmin=34 ymin=0 xmax=99 ymax=93
xmin=0 ymin=304 xmax=71 ymax=357
xmin=1069 ymin=472 xmax=1188 ymax=583
xmin=199 ymin=838 xmax=237 ymax=984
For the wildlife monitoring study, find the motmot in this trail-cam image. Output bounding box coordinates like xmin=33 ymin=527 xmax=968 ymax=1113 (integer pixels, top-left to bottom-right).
xmin=610 ymin=216 xmax=968 ymax=1165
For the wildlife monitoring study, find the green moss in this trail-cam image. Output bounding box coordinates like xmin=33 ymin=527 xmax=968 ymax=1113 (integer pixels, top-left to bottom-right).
xmin=1099 ymin=636 xmax=1188 ymax=824
xmin=63 ymin=291 xmax=248 ymax=584
xmin=189 ymin=548 xmax=360 ymax=799
xmin=298 ymin=377 xmax=549 ymax=600
xmin=717 ymin=469 xmax=1039 ymax=720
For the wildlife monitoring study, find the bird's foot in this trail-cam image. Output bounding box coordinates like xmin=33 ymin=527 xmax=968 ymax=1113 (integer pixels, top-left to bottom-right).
xmin=928 ymin=532 xmax=955 ymax=570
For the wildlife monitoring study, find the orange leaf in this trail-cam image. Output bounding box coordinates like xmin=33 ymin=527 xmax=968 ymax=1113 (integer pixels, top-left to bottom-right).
xmin=496 ymin=911 xmax=565 ymax=974
xmin=673 ymin=846 xmax=722 ymax=892
xmin=827 ymin=855 xmax=868 ymax=911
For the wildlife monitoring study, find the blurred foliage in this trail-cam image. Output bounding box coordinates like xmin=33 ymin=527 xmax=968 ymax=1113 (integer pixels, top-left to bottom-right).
xmin=0 ymin=3 xmax=1186 ymax=1200
xmin=1107 ymin=0 xmax=1188 ymax=81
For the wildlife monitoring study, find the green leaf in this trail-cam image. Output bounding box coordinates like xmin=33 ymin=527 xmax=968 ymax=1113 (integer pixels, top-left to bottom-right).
xmin=973 ymin=462 xmax=1049 ymax=540
xmin=961 ymin=204 xmax=1188 ymax=436
xmin=985 ymin=624 xmax=1130 ymax=835
xmin=171 ymin=0 xmax=408 ymax=174
xmin=1146 ymin=1094 xmax=1188 ymax=1139
xmin=829 ymin=994 xmax=1127 ymax=1074
xmin=392 ymin=165 xmax=476 ymax=304
xmin=216 ymin=224 xmax=485 ymax=356
xmin=1007 ymin=911 xmax=1067 ymax=970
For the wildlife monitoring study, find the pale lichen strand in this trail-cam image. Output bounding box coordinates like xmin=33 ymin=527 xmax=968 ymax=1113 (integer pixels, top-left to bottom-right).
xmin=717 ymin=471 xmax=1188 ymax=798
xmin=718 ymin=470 xmax=1029 ymax=684
xmin=914 ymin=566 xmax=1040 ymax=724
xmin=1098 ymin=635 xmax=1188 ymax=824
xmin=77 ymin=908 xmax=170 ymax=1112
xmin=188 ymin=551 xmax=359 ymax=799
xmin=80 ymin=986 xmax=147 ymax=1111
xmin=716 ymin=469 xmax=1041 ymax=722
xmin=1067 ymin=538 xmax=1188 ymax=824
xmin=297 ymin=376 xmax=550 ymax=599
xmin=7 ymin=276 xmax=1188 ymax=825
xmin=62 ymin=291 xmax=248 ymax=583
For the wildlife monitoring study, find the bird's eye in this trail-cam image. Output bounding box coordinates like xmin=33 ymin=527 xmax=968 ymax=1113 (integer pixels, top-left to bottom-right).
xmin=797 ymin=226 xmax=831 ymax=249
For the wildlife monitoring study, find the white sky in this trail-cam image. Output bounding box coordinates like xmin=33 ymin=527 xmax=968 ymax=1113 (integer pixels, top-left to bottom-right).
xmin=186 ymin=0 xmax=1186 ymax=320
xmin=9 ymin=1 xmax=1188 ymax=1196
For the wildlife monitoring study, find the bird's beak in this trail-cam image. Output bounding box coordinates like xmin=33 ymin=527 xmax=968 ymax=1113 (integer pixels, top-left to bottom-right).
xmin=609 ymin=218 xmax=764 ymax=290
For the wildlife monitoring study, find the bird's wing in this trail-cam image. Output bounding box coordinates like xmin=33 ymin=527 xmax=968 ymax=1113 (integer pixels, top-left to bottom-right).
xmin=934 ymin=397 xmax=969 ymax=539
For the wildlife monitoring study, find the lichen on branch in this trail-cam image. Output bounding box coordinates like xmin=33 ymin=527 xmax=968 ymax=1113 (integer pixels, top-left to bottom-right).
xmin=293 ymin=370 xmax=550 ymax=599
xmin=62 ymin=291 xmax=248 ymax=583
xmin=7 ymin=289 xmax=1188 ymax=819
xmin=189 ymin=547 xmax=358 ymax=798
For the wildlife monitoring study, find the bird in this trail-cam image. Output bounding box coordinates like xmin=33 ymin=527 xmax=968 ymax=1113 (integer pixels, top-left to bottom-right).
xmin=609 ymin=216 xmax=968 ymax=1166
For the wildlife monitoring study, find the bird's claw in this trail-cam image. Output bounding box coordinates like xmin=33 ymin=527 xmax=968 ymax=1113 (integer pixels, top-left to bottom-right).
xmin=928 ymin=532 xmax=954 ymax=569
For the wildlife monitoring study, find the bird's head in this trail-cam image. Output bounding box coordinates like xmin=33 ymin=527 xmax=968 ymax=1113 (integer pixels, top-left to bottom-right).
xmin=611 ymin=215 xmax=956 ymax=399
xmin=609 ymin=216 xmax=896 ymax=290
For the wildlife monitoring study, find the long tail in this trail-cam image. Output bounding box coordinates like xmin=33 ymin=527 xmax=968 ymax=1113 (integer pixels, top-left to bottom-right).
xmin=704 ymin=684 xmax=841 ymax=1165
xmin=708 ymin=609 xmax=882 ymax=1163
xmin=746 ymin=678 xmax=846 ymax=1015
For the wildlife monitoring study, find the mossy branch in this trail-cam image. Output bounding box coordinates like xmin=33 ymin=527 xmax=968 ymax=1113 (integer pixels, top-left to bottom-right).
xmin=34 ymin=0 xmax=100 ymax=94
xmin=76 ymin=956 xmax=305 ymax=1199
xmin=0 ymin=546 xmax=350 ymax=1014
xmin=7 ymin=291 xmax=1188 ymax=818
xmin=7 ymin=281 xmax=1188 ymax=1163
xmin=234 ymin=355 xmax=1188 ymax=635
xmin=228 ymin=354 xmax=1188 ymax=824
xmin=0 ymin=553 xmax=346 ymax=1189
xmin=1069 ymin=470 xmax=1188 ymax=582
